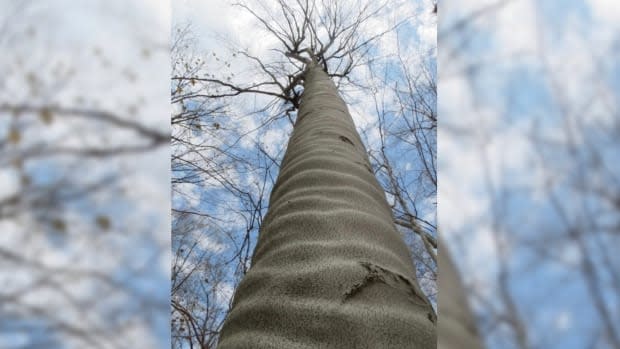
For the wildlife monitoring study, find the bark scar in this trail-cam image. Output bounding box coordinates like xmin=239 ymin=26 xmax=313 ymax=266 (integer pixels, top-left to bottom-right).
xmin=339 ymin=135 xmax=354 ymax=146
xmin=342 ymin=261 xmax=437 ymax=324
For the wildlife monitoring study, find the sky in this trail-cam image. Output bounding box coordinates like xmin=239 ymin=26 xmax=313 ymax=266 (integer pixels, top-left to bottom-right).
xmin=171 ymin=2 xmax=436 ymax=217
xmin=3 ymin=0 xmax=618 ymax=348
xmin=171 ymin=1 xmax=437 ymax=209
xmin=170 ymin=8 xmax=438 ymax=210
xmin=0 ymin=1 xmax=171 ymax=348
xmin=439 ymin=0 xmax=620 ymax=348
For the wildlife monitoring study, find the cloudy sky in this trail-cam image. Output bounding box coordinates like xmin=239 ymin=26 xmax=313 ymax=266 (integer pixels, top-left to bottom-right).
xmin=440 ymin=0 xmax=620 ymax=348
xmin=170 ymin=0 xmax=438 ymax=222
xmin=3 ymin=0 xmax=619 ymax=348
xmin=1 ymin=1 xmax=170 ymax=348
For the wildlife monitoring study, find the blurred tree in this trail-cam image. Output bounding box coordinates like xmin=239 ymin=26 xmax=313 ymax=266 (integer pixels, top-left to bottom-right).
xmin=439 ymin=1 xmax=620 ymax=348
xmin=0 ymin=1 xmax=169 ymax=348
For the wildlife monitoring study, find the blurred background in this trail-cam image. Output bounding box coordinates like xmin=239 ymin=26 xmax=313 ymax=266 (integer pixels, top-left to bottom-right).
xmin=0 ymin=1 xmax=170 ymax=348
xmin=439 ymin=0 xmax=620 ymax=348
xmin=2 ymin=0 xmax=619 ymax=348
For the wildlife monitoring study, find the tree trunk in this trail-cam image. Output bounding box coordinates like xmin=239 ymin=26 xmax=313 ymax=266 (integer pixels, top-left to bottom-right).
xmin=217 ymin=62 xmax=436 ymax=348
xmin=438 ymin=239 xmax=485 ymax=349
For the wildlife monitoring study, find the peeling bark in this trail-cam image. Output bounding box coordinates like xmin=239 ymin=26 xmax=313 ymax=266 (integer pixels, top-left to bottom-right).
xmin=342 ymin=261 xmax=436 ymax=325
xmin=216 ymin=62 xmax=436 ymax=348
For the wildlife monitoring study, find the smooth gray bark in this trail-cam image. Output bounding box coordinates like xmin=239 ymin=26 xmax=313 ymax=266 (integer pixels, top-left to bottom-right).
xmin=217 ymin=62 xmax=436 ymax=348
xmin=438 ymin=239 xmax=486 ymax=349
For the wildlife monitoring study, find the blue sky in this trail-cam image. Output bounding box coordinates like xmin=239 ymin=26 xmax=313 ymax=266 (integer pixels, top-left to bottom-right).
xmin=440 ymin=0 xmax=620 ymax=348
xmin=0 ymin=1 xmax=170 ymax=348
xmin=5 ymin=0 xmax=619 ymax=348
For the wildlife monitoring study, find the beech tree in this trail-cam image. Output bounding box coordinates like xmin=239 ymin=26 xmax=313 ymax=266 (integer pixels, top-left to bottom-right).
xmin=438 ymin=238 xmax=485 ymax=349
xmin=218 ymin=56 xmax=435 ymax=348
xmin=172 ymin=0 xmax=437 ymax=347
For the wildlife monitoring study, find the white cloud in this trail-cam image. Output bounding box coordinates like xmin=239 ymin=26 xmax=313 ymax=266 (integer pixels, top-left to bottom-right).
xmin=196 ymin=234 xmax=226 ymax=253
xmin=0 ymin=1 xmax=171 ymax=348
xmin=588 ymin=0 xmax=620 ymax=25
xmin=217 ymin=282 xmax=235 ymax=305
xmin=416 ymin=0 xmax=437 ymax=50
xmin=492 ymin=0 xmax=538 ymax=55
xmin=554 ymin=310 xmax=573 ymax=331
xmin=262 ymin=127 xmax=287 ymax=157
xmin=175 ymin=182 xmax=202 ymax=208
xmin=0 ymin=169 xmax=19 ymax=200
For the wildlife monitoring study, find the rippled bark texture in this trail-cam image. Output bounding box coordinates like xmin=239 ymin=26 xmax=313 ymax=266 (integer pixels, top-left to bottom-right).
xmin=216 ymin=62 xmax=436 ymax=348
xmin=438 ymin=240 xmax=485 ymax=349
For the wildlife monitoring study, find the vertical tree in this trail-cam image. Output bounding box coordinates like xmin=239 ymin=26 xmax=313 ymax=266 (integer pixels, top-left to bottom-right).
xmin=438 ymin=238 xmax=486 ymax=349
xmin=211 ymin=0 xmax=437 ymax=345
xmin=172 ymin=0 xmax=437 ymax=346
xmin=217 ymin=55 xmax=436 ymax=347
